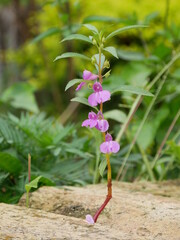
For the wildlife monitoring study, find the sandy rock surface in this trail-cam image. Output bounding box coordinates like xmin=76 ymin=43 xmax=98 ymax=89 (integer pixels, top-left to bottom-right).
xmin=0 ymin=181 xmax=180 ymax=240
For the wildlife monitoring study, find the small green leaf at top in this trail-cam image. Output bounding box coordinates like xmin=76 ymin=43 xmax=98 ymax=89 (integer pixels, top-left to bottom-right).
xmin=61 ymin=34 xmax=93 ymax=44
xmin=54 ymin=52 xmax=90 ymax=62
xmin=83 ymin=24 xmax=99 ymax=34
xmin=65 ymin=79 xmax=82 ymax=91
xmin=104 ymin=46 xmax=118 ymax=58
xmin=106 ymin=25 xmax=148 ymax=40
xmin=112 ymin=85 xmax=154 ymax=97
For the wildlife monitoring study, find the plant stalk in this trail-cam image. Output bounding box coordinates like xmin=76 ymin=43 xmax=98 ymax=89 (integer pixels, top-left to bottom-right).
xmin=93 ymin=46 xmax=112 ymax=223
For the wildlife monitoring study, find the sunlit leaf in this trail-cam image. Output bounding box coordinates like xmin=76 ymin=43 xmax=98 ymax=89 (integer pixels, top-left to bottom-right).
xmin=61 ymin=34 xmax=93 ymax=44
xmin=65 ymin=79 xmax=82 ymax=91
xmin=54 ymin=52 xmax=90 ymax=61
xmin=106 ymin=25 xmax=148 ymax=40
xmin=104 ymin=46 xmax=118 ymax=58
xmin=83 ymin=24 xmax=99 ymax=33
xmin=112 ymin=85 xmax=154 ymax=96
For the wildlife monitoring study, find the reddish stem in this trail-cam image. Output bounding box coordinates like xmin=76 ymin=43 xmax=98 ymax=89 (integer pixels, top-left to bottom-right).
xmin=93 ymin=180 xmax=112 ymax=223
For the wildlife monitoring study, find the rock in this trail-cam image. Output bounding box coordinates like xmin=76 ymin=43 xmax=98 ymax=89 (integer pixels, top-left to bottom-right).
xmin=0 ymin=181 xmax=180 ymax=239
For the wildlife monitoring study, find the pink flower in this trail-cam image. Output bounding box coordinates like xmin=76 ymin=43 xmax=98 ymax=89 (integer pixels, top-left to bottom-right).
xmin=76 ymin=70 xmax=98 ymax=91
xmin=86 ymin=214 xmax=94 ymax=224
xmin=100 ymin=133 xmax=120 ymax=154
xmin=88 ymin=82 xmax=111 ymax=106
xmin=83 ymin=70 xmax=98 ymax=80
xmin=82 ymin=111 xmax=109 ymax=132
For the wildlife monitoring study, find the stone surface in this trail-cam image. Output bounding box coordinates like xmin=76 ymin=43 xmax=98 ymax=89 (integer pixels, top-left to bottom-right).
xmin=0 ymin=181 xmax=180 ymax=239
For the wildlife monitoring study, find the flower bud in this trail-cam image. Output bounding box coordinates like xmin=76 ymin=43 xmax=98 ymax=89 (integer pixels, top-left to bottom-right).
xmin=92 ymin=38 xmax=97 ymax=46
xmin=104 ymin=60 xmax=110 ymax=69
xmin=102 ymin=37 xmax=106 ymax=43
xmin=100 ymin=43 xmax=104 ymax=49
xmin=91 ymin=56 xmax=96 ymax=65
xmin=104 ymin=70 xmax=111 ymax=78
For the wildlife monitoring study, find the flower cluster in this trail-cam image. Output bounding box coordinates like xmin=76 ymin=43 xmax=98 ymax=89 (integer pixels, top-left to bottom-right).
xmin=79 ymin=70 xmax=120 ymax=155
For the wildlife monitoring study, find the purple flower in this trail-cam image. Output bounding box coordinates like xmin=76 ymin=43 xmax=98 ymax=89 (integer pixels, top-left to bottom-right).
xmin=86 ymin=214 xmax=94 ymax=224
xmin=88 ymin=82 xmax=111 ymax=106
xmin=100 ymin=133 xmax=120 ymax=154
xmin=76 ymin=70 xmax=98 ymax=91
xmin=83 ymin=70 xmax=98 ymax=80
xmin=76 ymin=82 xmax=86 ymax=91
xmin=82 ymin=111 xmax=98 ymax=128
xmin=82 ymin=111 xmax=109 ymax=132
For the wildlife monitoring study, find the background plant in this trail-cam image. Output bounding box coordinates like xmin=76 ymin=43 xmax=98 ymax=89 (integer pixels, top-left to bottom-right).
xmin=0 ymin=0 xmax=179 ymax=204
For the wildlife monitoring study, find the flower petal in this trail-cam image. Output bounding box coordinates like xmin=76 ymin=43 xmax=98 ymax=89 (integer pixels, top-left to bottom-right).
xmin=100 ymin=140 xmax=120 ymax=153
xmin=98 ymin=90 xmax=111 ymax=103
xmin=83 ymin=70 xmax=98 ymax=81
xmin=105 ymin=133 xmax=113 ymax=142
xmin=82 ymin=119 xmax=97 ymax=128
xmin=96 ymin=119 xmax=109 ymax=132
xmin=100 ymin=142 xmax=110 ymax=153
xmin=75 ymin=82 xmax=86 ymax=91
xmin=110 ymin=141 xmax=120 ymax=153
xmin=88 ymin=93 xmax=98 ymax=106
xmin=88 ymin=111 xmax=97 ymax=120
xmin=93 ymin=82 xmax=103 ymax=92
xmin=86 ymin=214 xmax=94 ymax=225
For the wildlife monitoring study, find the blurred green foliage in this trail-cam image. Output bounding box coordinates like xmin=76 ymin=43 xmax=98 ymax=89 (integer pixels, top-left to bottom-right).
xmin=0 ymin=0 xmax=180 ymax=203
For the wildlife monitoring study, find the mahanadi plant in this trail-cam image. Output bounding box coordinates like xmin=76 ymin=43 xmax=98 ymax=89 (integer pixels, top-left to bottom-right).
xmin=54 ymin=23 xmax=149 ymax=224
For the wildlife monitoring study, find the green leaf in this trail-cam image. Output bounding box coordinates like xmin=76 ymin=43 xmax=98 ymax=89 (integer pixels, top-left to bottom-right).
xmin=65 ymin=79 xmax=82 ymax=91
xmin=106 ymin=25 xmax=148 ymax=40
xmin=1 ymin=83 xmax=39 ymax=113
xmin=61 ymin=34 xmax=92 ymax=44
xmin=83 ymin=24 xmax=99 ymax=33
xmin=112 ymin=85 xmax=154 ymax=96
xmin=104 ymin=110 xmax=127 ymax=123
xmin=25 ymin=176 xmax=54 ymax=193
xmin=83 ymin=15 xmax=121 ymax=23
xmin=66 ymin=148 xmax=93 ymax=158
xmin=99 ymin=158 xmax=107 ymax=177
xmin=0 ymin=172 xmax=9 ymax=184
xmin=54 ymin=52 xmax=90 ymax=62
xmin=104 ymin=46 xmax=118 ymax=58
xmin=117 ymin=49 xmax=145 ymax=61
xmin=31 ymin=27 xmax=60 ymax=43
xmin=93 ymin=53 xmax=105 ymax=71
xmin=71 ymin=97 xmax=98 ymax=110
xmin=0 ymin=152 xmax=22 ymax=174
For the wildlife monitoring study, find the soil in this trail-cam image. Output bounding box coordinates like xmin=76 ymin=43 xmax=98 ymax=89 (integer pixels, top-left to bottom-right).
xmin=0 ymin=181 xmax=180 ymax=240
